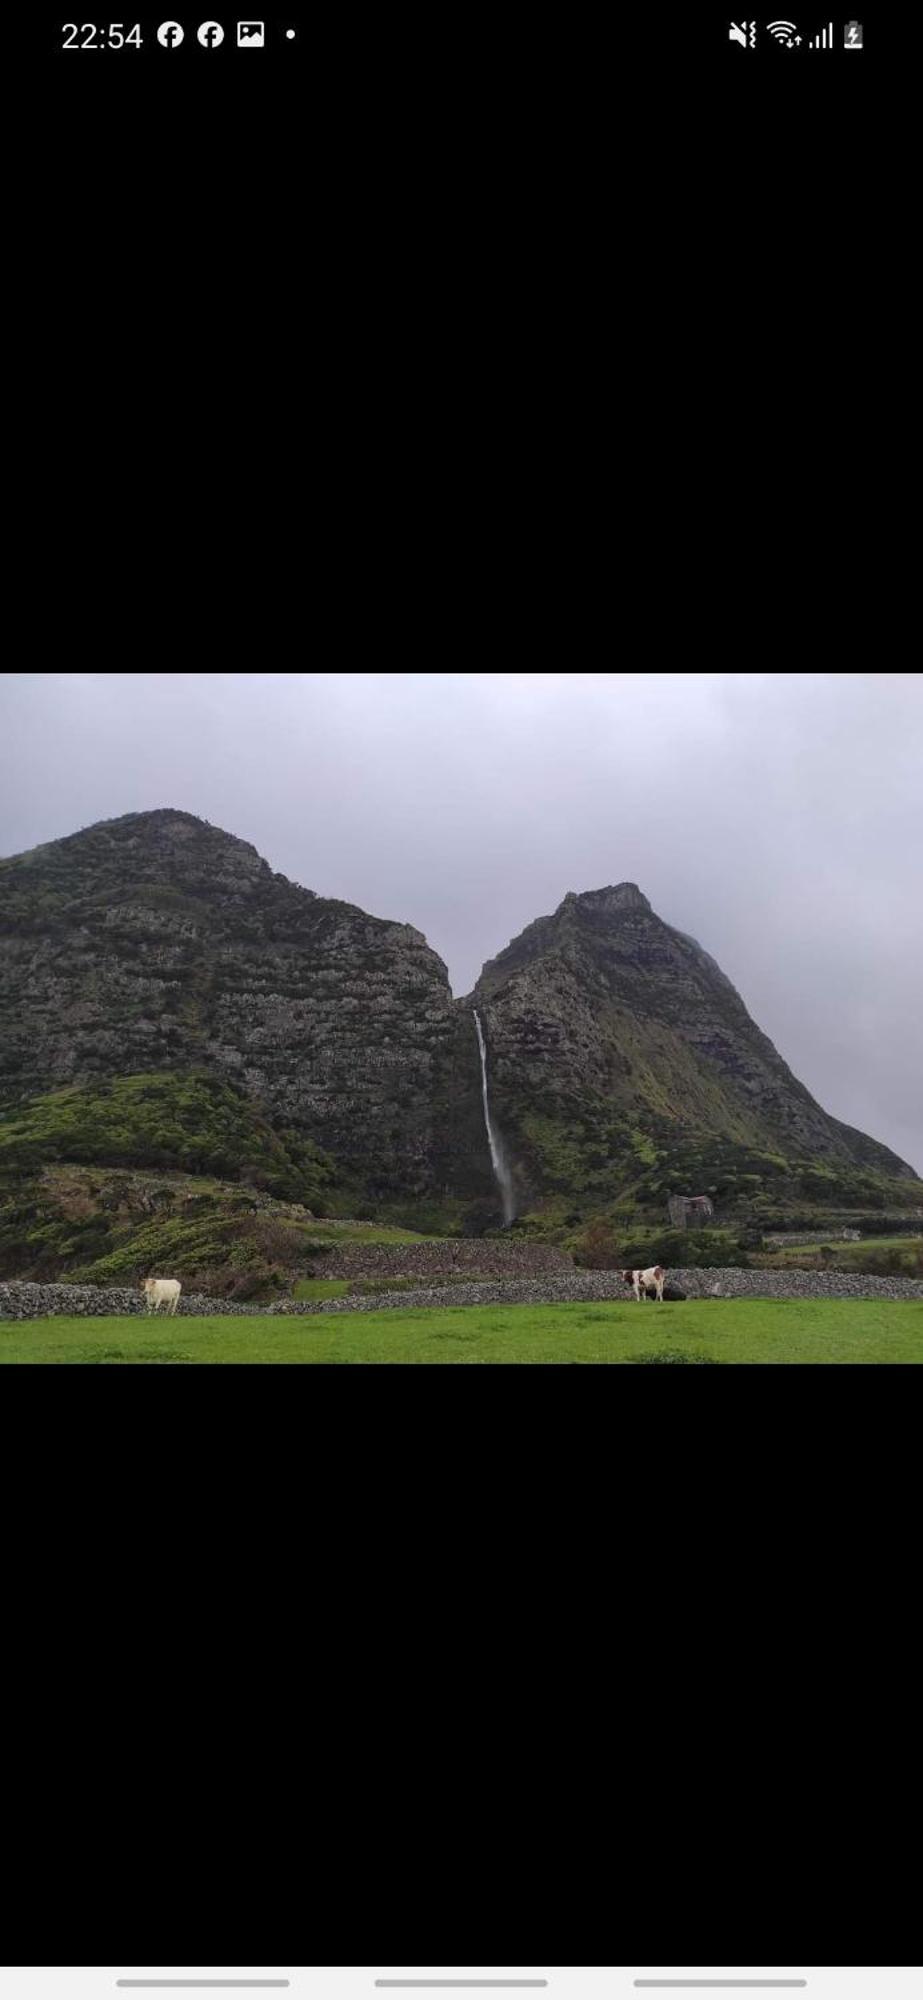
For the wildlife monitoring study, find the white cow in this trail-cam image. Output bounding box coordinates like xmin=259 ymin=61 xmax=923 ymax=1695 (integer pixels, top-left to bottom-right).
xmin=143 ymin=1276 xmax=182 ymax=1316
xmin=621 ymin=1264 xmax=667 ymax=1304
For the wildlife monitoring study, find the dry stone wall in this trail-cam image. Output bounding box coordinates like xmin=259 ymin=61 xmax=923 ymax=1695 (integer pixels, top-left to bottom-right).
xmin=270 ymin=1267 xmax=923 ymax=1314
xmin=0 ymin=1282 xmax=263 ymax=1320
xmin=312 ymin=1240 xmax=573 ymax=1279
xmin=3 ymin=1265 xmax=922 ymax=1323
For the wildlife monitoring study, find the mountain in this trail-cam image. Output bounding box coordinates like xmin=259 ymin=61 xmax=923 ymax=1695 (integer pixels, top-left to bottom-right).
xmin=0 ymin=810 xmax=482 ymax=1204
xmin=469 ymin=882 xmax=918 ymax=1214
xmin=0 ymin=815 xmax=917 ymax=1233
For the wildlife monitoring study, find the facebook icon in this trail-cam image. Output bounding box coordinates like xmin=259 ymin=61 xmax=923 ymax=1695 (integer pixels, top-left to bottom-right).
xmin=157 ymin=21 xmax=185 ymax=45
xmin=197 ymin=20 xmax=226 ymax=45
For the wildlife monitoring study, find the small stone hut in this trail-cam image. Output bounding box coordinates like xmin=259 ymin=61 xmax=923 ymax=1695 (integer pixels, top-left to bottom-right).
xmin=668 ymin=1193 xmax=714 ymax=1229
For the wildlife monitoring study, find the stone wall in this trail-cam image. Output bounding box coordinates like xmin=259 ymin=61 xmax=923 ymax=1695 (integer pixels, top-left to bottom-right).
xmin=269 ymin=1266 xmax=923 ymax=1314
xmin=764 ymin=1229 xmax=868 ymax=1247
xmin=0 ymin=1282 xmax=261 ymax=1320
xmin=4 ymin=1265 xmax=921 ymax=1324
xmin=311 ymin=1240 xmax=573 ymax=1280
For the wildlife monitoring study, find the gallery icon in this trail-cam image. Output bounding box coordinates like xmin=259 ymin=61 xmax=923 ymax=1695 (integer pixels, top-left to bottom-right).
xmin=729 ymin=21 xmax=756 ymax=46
xmin=157 ymin=20 xmax=185 ymax=45
xmin=197 ymin=20 xmax=225 ymax=44
xmin=845 ymin=21 xmax=863 ymax=46
xmin=237 ymin=20 xmax=265 ymax=44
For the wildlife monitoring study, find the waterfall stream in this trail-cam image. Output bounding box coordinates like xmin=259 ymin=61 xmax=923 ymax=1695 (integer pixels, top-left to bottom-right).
xmin=473 ymin=1009 xmax=515 ymax=1224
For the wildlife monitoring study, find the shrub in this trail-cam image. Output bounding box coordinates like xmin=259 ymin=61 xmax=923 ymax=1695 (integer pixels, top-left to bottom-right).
xmin=0 ymin=1072 xmax=337 ymax=1206
xmin=573 ymin=1218 xmax=621 ymax=1269
xmin=856 ymin=1246 xmax=919 ymax=1278
xmin=461 ymin=1199 xmax=504 ymax=1238
xmin=227 ymin=1266 xmax=273 ymax=1301
xmin=619 ymin=1227 xmax=748 ymax=1270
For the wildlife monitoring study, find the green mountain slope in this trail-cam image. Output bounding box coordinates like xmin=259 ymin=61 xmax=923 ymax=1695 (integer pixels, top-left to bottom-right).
xmin=0 ymin=1072 xmax=335 ymax=1202
xmin=470 ymin=883 xmax=918 ymax=1215
xmin=0 ymin=809 xmax=467 ymax=1201
xmin=1 ymin=816 xmax=917 ymax=1233
xmin=0 ymin=1161 xmax=433 ymax=1298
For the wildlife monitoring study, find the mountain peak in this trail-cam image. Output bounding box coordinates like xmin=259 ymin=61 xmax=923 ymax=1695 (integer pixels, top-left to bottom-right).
xmin=75 ymin=808 xmax=259 ymax=856
xmin=560 ymin=882 xmax=652 ymax=917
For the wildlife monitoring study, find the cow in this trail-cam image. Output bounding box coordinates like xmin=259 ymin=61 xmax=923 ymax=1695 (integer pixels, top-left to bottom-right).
xmin=620 ymin=1264 xmax=667 ymax=1304
xmin=142 ymin=1276 xmax=182 ymax=1316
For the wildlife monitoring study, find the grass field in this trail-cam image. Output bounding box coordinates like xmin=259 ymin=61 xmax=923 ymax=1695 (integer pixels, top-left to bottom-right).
xmin=765 ymin=1234 xmax=923 ymax=1257
xmin=1 ymin=1298 xmax=921 ymax=1363
xmin=292 ymin=1277 xmax=352 ymax=1301
xmin=760 ymin=1235 xmax=923 ymax=1275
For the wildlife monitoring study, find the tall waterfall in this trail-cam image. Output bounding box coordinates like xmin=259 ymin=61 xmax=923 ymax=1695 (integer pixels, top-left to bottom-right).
xmin=473 ymin=1009 xmax=515 ymax=1224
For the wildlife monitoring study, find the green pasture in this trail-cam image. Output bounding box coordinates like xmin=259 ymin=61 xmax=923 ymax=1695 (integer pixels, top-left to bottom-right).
xmin=1 ymin=1297 xmax=921 ymax=1364
xmin=766 ymin=1234 xmax=922 ymax=1258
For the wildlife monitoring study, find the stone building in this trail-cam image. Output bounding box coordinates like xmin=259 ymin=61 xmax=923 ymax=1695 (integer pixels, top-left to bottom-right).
xmin=668 ymin=1193 xmax=714 ymax=1229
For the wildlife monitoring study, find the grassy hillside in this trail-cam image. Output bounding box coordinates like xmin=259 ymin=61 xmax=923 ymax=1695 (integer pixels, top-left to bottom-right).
xmin=757 ymin=1236 xmax=923 ymax=1279
xmin=0 ymin=1072 xmax=336 ymax=1204
xmin=0 ymin=1160 xmax=434 ymax=1299
xmin=2 ymin=1299 xmax=921 ymax=1365
xmin=472 ymin=885 xmax=918 ymax=1215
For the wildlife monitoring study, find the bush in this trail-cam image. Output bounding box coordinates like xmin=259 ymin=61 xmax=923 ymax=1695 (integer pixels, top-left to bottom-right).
xmin=0 ymin=1072 xmax=337 ymax=1207
xmin=619 ymin=1227 xmax=748 ymax=1270
xmin=573 ymin=1218 xmax=622 ymax=1269
xmin=460 ymin=1199 xmax=504 ymax=1238
xmin=227 ymin=1266 xmax=274 ymax=1301
xmin=856 ymin=1246 xmax=920 ymax=1278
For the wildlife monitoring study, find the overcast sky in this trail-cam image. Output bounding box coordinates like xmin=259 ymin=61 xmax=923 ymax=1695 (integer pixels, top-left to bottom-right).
xmin=1 ymin=672 xmax=921 ymax=1174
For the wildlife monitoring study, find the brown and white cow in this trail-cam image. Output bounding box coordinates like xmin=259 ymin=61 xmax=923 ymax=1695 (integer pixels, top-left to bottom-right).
xmin=620 ymin=1264 xmax=666 ymax=1303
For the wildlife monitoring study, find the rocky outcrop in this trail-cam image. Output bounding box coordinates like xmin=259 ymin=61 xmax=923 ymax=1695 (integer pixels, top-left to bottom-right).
xmin=2 ymin=817 xmax=917 ymax=1222
xmin=470 ymin=882 xmax=917 ymax=1198
xmin=0 ymin=811 xmax=486 ymax=1201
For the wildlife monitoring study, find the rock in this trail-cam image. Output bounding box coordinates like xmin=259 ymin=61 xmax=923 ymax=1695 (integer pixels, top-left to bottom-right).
xmin=0 ymin=1281 xmax=265 ymax=1321
xmin=1 ymin=814 xmax=918 ymax=1223
xmin=0 ymin=810 xmax=467 ymax=1203
xmin=470 ymin=886 xmax=917 ymax=1195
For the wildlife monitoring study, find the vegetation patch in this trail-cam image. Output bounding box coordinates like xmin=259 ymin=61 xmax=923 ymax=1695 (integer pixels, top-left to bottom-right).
xmin=0 ymin=1072 xmax=336 ymax=1206
xmin=2 ymin=1298 xmax=920 ymax=1365
xmin=291 ymin=1278 xmax=351 ymax=1301
xmin=572 ymin=1220 xmax=748 ymax=1270
xmin=757 ymin=1236 xmax=923 ymax=1278
xmin=0 ymin=1161 xmax=440 ymax=1296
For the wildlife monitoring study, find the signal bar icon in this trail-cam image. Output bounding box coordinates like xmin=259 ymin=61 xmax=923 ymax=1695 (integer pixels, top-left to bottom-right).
xmin=809 ymin=21 xmax=834 ymax=47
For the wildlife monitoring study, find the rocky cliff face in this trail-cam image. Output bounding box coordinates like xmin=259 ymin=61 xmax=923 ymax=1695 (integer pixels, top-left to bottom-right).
xmin=470 ymin=883 xmax=916 ymax=1204
xmin=0 ymin=810 xmax=485 ymax=1200
xmin=1 ymin=818 xmax=915 ymax=1218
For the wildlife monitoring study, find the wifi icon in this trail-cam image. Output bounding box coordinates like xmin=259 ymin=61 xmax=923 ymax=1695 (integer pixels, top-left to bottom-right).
xmin=766 ymin=19 xmax=801 ymax=43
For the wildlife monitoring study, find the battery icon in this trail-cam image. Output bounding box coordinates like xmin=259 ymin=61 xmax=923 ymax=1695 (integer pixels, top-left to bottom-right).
xmin=844 ymin=21 xmax=863 ymax=46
